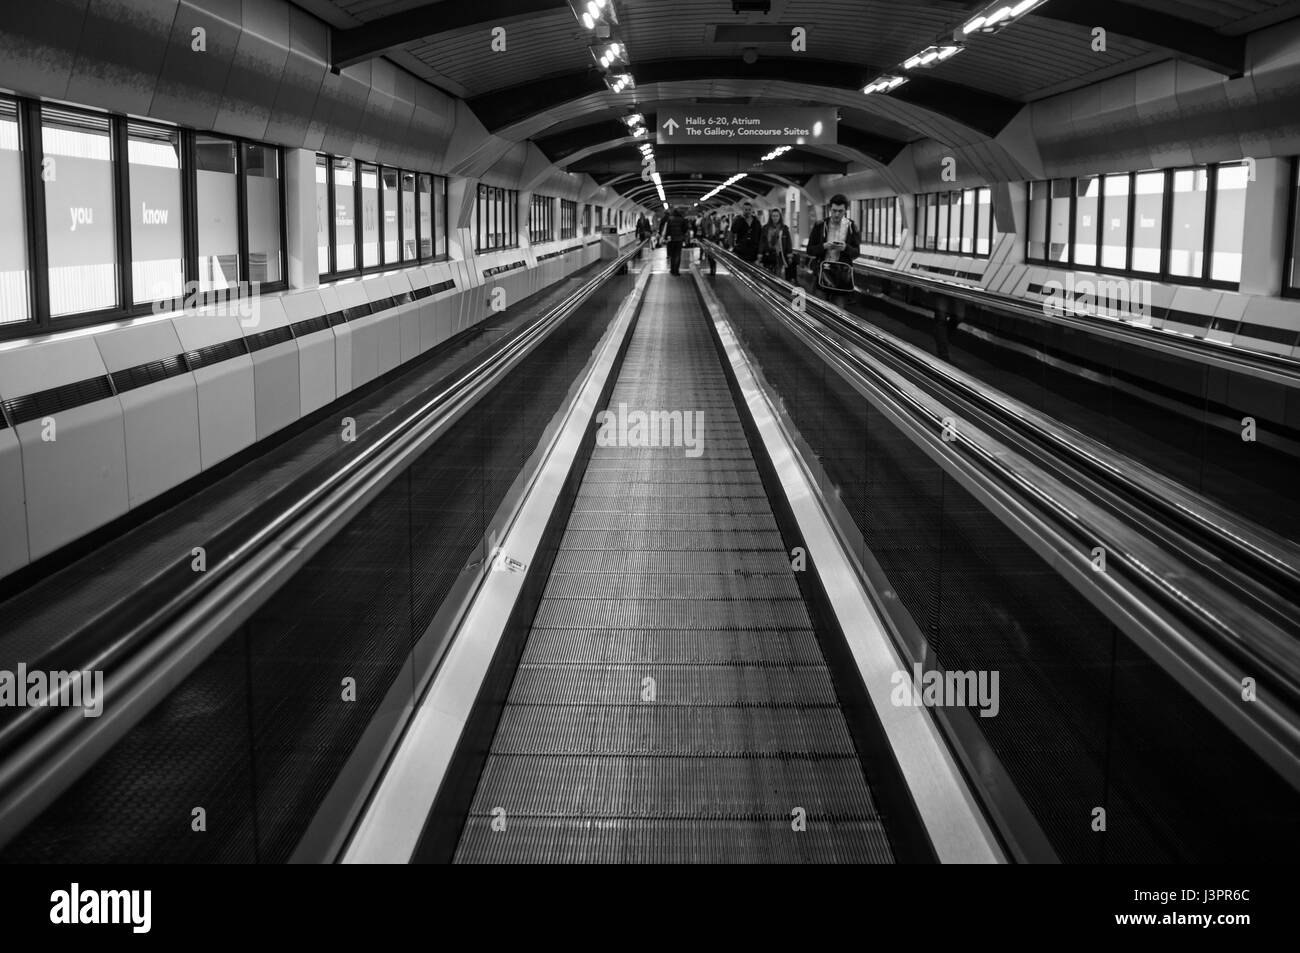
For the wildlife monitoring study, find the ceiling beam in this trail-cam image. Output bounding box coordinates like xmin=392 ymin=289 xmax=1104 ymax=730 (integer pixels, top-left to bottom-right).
xmin=534 ymin=120 xmax=633 ymax=163
xmin=331 ymin=0 xmax=568 ymax=71
xmin=1028 ymin=0 xmax=1245 ymax=76
xmin=468 ymin=56 xmax=1022 ymax=138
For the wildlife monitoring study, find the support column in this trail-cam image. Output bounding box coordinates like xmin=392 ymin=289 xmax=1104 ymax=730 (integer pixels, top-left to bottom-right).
xmin=1239 ymin=157 xmax=1291 ymax=297
xmin=283 ymin=149 xmax=318 ymax=291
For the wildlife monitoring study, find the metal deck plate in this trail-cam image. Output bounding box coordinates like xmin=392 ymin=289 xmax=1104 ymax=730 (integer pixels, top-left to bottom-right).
xmin=454 ymin=274 xmax=894 ymax=864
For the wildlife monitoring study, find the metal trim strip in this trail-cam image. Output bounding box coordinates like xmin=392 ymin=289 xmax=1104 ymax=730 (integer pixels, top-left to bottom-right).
xmin=691 ymin=265 xmax=1006 ymax=865
xmin=340 ymin=263 xmax=653 ymax=864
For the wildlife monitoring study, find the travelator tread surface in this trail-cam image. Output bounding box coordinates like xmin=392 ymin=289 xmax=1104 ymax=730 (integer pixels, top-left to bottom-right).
xmin=453 ymin=272 xmax=894 ymax=864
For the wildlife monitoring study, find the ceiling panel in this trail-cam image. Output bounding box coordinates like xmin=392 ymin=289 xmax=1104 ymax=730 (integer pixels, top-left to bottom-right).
xmin=300 ymin=0 xmax=1294 ymax=149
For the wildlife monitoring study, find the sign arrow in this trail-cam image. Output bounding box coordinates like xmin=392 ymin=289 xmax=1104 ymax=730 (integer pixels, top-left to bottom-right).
xmin=662 ymin=118 xmax=679 ymax=135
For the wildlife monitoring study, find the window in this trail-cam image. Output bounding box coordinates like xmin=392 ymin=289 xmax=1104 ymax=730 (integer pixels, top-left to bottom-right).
xmin=333 ymin=157 xmax=356 ymax=271
xmin=975 ymin=187 xmax=992 ymax=255
xmin=381 ymin=167 xmax=400 ymax=265
xmin=1027 ymin=180 xmax=1049 ymax=261
xmin=477 ymin=184 xmax=519 ymax=252
xmin=936 ymin=191 xmax=952 ymax=252
xmin=960 ymin=189 xmax=977 ymax=254
xmin=1073 ymin=175 xmax=1099 ymax=268
xmin=582 ymin=204 xmax=591 ymax=234
xmin=560 ymin=198 xmax=577 ymax=240
xmin=127 ymin=123 xmax=183 ymax=306
xmin=0 ymin=99 xmax=26 ymax=324
xmin=433 ymin=174 xmax=448 ymax=259
xmin=316 ymin=154 xmax=330 ymax=276
xmin=417 ymin=173 xmax=434 ymax=259
xmin=315 ymin=156 xmax=445 ymax=277
xmin=1211 ymin=162 xmax=1248 ymax=284
xmin=194 ymin=134 xmax=239 ymax=294
xmin=1048 ymin=178 xmax=1071 ymax=263
xmin=360 ymin=162 xmax=380 ymax=268
xmin=1100 ymin=173 xmax=1130 ymax=270
xmin=1168 ymin=167 xmax=1208 ymax=278
xmin=243 ymin=143 xmax=282 ymax=283
xmin=530 ymin=194 xmax=555 ymax=244
xmin=0 ymin=95 xmax=286 ymax=336
xmin=912 ymin=187 xmax=992 ymax=256
xmin=400 ymin=171 xmax=416 ymax=262
xmin=1026 ymin=162 xmax=1245 ymax=288
xmin=1131 ymin=170 xmax=1164 ymax=273
xmin=44 ymin=109 xmax=117 ymax=315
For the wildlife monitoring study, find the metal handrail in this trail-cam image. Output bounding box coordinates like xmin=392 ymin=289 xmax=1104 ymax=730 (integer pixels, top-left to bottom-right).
xmin=797 ymin=248 xmax=1300 ymax=388
xmin=724 ymin=241 xmax=1300 ymax=611
xmin=0 ymin=242 xmax=647 ymax=848
xmin=708 ymin=241 xmax=1300 ymax=788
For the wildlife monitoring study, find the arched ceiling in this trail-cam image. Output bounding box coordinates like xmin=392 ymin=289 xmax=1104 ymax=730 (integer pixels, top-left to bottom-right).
xmin=302 ymin=0 xmax=1300 ymax=206
xmin=615 ymin=170 xmax=796 ymax=208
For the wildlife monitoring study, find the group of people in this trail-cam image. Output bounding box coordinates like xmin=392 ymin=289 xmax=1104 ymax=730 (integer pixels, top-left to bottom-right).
xmin=635 ymin=193 xmax=860 ymax=298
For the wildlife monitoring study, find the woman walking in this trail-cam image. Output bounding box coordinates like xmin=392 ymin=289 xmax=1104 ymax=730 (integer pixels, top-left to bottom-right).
xmin=759 ymin=208 xmax=794 ymax=279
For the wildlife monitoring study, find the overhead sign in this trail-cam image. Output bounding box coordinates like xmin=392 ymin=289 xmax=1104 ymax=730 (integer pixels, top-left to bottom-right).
xmin=656 ymin=106 xmax=837 ymax=146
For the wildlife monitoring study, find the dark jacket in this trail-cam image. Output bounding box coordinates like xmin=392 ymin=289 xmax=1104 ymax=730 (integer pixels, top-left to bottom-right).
xmin=759 ymin=223 xmax=793 ymax=265
xmin=635 ymin=216 xmax=651 ymax=239
xmin=730 ymin=214 xmax=762 ymax=261
xmin=808 ymin=217 xmax=861 ymax=266
xmin=660 ymin=211 xmax=688 ymax=243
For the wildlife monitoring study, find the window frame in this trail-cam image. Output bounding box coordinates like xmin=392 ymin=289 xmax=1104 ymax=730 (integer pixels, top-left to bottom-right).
xmin=860 ymin=197 xmax=901 ymax=247
xmin=0 ymin=95 xmax=289 ymax=340
xmin=1024 ymin=163 xmax=1246 ymax=291
xmin=476 ymin=183 xmax=520 ymax=253
xmin=315 ymin=154 xmax=448 ymax=282
xmin=912 ymin=187 xmax=992 ymax=258
xmin=560 ymin=198 xmax=577 ymax=240
xmin=530 ymin=193 xmax=556 ymax=245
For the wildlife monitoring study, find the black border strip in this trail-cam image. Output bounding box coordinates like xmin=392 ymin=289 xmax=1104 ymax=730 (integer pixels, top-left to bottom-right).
xmin=482 ymin=260 xmax=526 ymax=278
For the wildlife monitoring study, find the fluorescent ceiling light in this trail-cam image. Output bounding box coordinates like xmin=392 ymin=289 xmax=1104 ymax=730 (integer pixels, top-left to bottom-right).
xmin=984 ymin=5 xmax=1013 ymax=27
xmin=962 ymin=15 xmax=985 ymax=33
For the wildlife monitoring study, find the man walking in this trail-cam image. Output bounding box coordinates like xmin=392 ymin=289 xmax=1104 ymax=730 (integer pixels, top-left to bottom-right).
xmin=701 ymin=211 xmax=721 ymax=275
xmin=729 ymin=202 xmax=762 ymax=265
xmin=659 ymin=205 xmax=689 ymax=276
xmin=807 ymin=193 xmax=861 ymax=305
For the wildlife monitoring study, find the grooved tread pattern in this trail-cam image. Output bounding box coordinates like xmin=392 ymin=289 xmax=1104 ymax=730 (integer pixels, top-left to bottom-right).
xmin=454 ymin=274 xmax=893 ymax=864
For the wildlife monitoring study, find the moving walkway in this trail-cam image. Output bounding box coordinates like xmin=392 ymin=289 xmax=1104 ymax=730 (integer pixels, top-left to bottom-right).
xmin=1 ymin=242 xmax=1296 ymax=864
